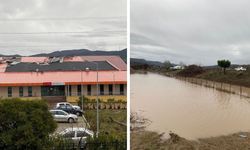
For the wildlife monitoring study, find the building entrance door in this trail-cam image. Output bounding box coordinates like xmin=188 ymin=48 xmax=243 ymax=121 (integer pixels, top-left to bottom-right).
xmin=41 ymin=86 xmax=65 ymax=96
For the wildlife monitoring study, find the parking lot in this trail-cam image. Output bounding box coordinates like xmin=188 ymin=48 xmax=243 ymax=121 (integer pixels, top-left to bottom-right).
xmin=47 ymin=102 xmax=90 ymax=134
xmin=55 ymin=116 xmax=89 ymax=133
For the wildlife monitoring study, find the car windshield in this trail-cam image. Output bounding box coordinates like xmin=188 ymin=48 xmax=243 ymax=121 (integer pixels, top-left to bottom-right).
xmin=59 ymin=105 xmax=66 ymax=109
xmin=57 ymin=111 xmax=67 ymax=115
xmin=66 ymin=104 xmax=73 ymax=109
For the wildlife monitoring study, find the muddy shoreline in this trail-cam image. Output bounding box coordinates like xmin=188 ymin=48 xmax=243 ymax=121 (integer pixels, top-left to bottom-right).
xmin=131 ymin=129 xmax=250 ymax=150
xmin=131 ymin=112 xmax=250 ymax=149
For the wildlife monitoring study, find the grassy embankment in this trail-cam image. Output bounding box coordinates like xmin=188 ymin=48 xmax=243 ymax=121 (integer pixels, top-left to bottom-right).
xmin=85 ymin=110 xmax=126 ymax=139
xmin=132 ymin=66 xmax=250 ymax=88
xmin=131 ymin=130 xmax=250 ymax=150
xmin=196 ymin=69 xmax=250 ymax=88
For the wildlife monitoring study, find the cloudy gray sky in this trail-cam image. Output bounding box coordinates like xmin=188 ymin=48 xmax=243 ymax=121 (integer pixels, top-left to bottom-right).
xmin=0 ymin=0 xmax=126 ymax=56
xmin=131 ymin=0 xmax=250 ymax=65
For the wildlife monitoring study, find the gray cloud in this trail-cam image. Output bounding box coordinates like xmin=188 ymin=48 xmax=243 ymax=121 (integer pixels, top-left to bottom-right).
xmin=131 ymin=0 xmax=250 ymax=65
xmin=0 ymin=0 xmax=126 ymax=55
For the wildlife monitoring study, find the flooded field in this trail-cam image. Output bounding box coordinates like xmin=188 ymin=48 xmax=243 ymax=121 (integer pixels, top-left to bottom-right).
xmin=131 ymin=73 xmax=250 ymax=140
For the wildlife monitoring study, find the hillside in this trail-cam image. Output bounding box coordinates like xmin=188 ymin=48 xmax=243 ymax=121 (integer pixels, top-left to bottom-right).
xmin=31 ymin=49 xmax=127 ymax=61
xmin=0 ymin=49 xmax=127 ymax=62
xmin=130 ymin=58 xmax=164 ymax=68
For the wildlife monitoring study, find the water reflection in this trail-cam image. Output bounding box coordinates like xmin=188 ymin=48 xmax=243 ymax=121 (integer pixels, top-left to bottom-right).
xmin=131 ymin=73 xmax=250 ymax=140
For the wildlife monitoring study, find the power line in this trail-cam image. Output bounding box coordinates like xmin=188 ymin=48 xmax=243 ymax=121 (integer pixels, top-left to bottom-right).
xmin=0 ymin=30 xmax=126 ymax=35
xmin=0 ymin=42 xmax=127 ymax=48
xmin=0 ymin=16 xmax=126 ymax=21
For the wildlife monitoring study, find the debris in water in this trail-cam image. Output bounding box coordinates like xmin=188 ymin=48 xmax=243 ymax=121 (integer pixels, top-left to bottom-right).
xmin=239 ymin=134 xmax=247 ymax=138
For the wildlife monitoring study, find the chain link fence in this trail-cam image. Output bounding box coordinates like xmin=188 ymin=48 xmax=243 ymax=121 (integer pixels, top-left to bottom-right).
xmin=176 ymin=77 xmax=250 ymax=98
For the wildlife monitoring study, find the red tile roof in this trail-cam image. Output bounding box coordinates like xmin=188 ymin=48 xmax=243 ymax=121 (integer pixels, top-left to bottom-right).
xmin=20 ymin=56 xmax=126 ymax=71
xmin=0 ymin=71 xmax=126 ymax=86
xmin=0 ymin=56 xmax=127 ymax=86
xmin=64 ymin=56 xmax=127 ymax=71
xmin=21 ymin=57 xmax=48 ymax=63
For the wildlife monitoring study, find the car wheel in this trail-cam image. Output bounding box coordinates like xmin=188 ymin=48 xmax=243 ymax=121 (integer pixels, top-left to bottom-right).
xmin=68 ymin=118 xmax=74 ymax=123
xmin=76 ymin=112 xmax=80 ymax=116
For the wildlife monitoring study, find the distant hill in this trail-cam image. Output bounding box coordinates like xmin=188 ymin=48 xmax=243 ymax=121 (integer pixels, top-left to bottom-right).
xmin=31 ymin=49 xmax=127 ymax=61
xmin=0 ymin=49 xmax=127 ymax=62
xmin=131 ymin=58 xmax=164 ymax=67
xmin=0 ymin=54 xmax=21 ymax=57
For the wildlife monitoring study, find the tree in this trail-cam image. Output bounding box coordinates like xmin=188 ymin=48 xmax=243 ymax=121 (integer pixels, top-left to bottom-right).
xmin=177 ymin=65 xmax=203 ymax=77
xmin=0 ymin=99 xmax=57 ymax=150
xmin=217 ymin=59 xmax=231 ymax=74
xmin=163 ymin=60 xmax=172 ymax=69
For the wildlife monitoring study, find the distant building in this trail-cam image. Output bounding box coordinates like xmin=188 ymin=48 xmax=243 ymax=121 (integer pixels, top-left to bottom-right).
xmin=234 ymin=66 xmax=247 ymax=71
xmin=0 ymin=56 xmax=127 ymax=102
xmin=170 ymin=65 xmax=185 ymax=70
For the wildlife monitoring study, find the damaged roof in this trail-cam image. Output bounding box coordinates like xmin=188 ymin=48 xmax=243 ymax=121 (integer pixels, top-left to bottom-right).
xmin=5 ymin=61 xmax=116 ymax=72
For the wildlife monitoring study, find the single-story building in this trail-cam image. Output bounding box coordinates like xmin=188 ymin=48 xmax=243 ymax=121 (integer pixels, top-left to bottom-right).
xmin=0 ymin=56 xmax=127 ymax=102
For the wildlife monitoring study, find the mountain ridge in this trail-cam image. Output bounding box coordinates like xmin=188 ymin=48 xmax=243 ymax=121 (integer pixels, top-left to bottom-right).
xmin=0 ymin=48 xmax=127 ymax=61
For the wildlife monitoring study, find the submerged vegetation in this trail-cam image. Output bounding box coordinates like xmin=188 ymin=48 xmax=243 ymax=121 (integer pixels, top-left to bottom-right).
xmin=130 ymin=113 xmax=250 ymax=150
xmin=131 ymin=58 xmax=250 ymax=87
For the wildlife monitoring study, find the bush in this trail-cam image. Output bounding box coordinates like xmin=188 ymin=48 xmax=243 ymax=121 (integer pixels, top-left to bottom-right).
xmin=177 ymin=65 xmax=204 ymax=77
xmin=86 ymin=134 xmax=126 ymax=150
xmin=77 ymin=96 xmax=91 ymax=107
xmin=0 ymin=98 xmax=57 ymax=150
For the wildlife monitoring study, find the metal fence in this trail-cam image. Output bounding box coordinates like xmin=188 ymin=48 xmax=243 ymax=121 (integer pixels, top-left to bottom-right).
xmin=176 ymin=77 xmax=250 ymax=98
xmin=83 ymin=102 xmax=127 ymax=110
xmin=52 ymin=141 xmax=127 ymax=150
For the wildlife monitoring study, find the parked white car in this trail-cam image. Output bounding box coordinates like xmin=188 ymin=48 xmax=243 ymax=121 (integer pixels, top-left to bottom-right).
xmin=59 ymin=128 xmax=94 ymax=143
xmin=170 ymin=65 xmax=185 ymax=70
xmin=50 ymin=109 xmax=78 ymax=123
xmin=56 ymin=102 xmax=81 ymax=110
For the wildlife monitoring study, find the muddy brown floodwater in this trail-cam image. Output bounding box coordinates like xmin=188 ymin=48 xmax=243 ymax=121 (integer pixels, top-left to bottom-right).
xmin=131 ymin=73 xmax=250 ymax=140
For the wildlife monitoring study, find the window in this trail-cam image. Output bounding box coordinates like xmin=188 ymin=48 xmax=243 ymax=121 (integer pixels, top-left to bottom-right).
xmin=8 ymin=87 xmax=12 ymax=97
xmin=100 ymin=84 xmax=104 ymax=95
xmin=76 ymin=131 xmax=88 ymax=137
xmin=120 ymin=84 xmax=124 ymax=95
xmin=109 ymin=84 xmax=113 ymax=95
xmin=28 ymin=86 xmax=32 ymax=97
xmin=77 ymin=85 xmax=81 ymax=96
xmin=69 ymin=85 xmax=72 ymax=96
xmin=66 ymin=104 xmax=73 ymax=109
xmin=19 ymin=87 xmax=23 ymax=97
xmin=57 ymin=110 xmax=67 ymax=115
xmin=87 ymin=85 xmax=91 ymax=95
xmin=63 ymin=131 xmax=75 ymax=138
xmin=59 ymin=104 xmax=64 ymax=107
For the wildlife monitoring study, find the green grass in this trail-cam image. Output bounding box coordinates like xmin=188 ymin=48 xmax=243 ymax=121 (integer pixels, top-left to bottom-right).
xmin=196 ymin=69 xmax=250 ymax=87
xmin=85 ymin=110 xmax=126 ymax=140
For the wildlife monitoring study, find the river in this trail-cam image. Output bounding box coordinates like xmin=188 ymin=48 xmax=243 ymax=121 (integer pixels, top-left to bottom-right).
xmin=131 ymin=73 xmax=250 ymax=140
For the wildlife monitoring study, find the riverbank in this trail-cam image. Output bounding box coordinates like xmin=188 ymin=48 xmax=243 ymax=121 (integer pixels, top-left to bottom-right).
xmin=131 ymin=130 xmax=250 ymax=150
xmin=196 ymin=69 xmax=250 ymax=88
xmin=131 ymin=67 xmax=250 ymax=88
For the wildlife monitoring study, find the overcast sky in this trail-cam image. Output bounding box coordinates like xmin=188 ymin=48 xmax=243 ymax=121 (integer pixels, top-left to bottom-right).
xmin=0 ymin=0 xmax=126 ymax=56
xmin=131 ymin=0 xmax=250 ymax=65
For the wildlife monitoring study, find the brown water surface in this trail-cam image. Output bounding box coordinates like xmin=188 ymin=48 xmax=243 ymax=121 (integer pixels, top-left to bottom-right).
xmin=131 ymin=73 xmax=250 ymax=140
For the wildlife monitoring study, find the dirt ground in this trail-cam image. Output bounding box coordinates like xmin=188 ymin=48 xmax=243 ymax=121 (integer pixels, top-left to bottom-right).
xmin=131 ymin=130 xmax=250 ymax=150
